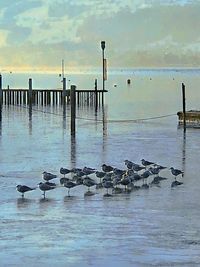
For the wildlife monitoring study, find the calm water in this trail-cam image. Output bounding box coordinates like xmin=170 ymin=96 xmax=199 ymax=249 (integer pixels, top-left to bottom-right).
xmin=0 ymin=69 xmax=200 ymax=266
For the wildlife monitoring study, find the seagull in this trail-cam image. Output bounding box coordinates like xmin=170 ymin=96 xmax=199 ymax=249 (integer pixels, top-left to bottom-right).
xmin=83 ymin=176 xmax=96 ymax=191
xmin=120 ymin=174 xmax=131 ymax=191
xmin=124 ymin=160 xmax=134 ymax=169
xmin=132 ymin=164 xmax=146 ymax=172
xmin=38 ymin=182 xmax=56 ymax=198
xmin=149 ymin=167 xmax=160 ymax=175
xmin=113 ymin=168 xmax=126 ymax=176
xmin=71 ymin=168 xmax=82 ymax=174
xmin=42 ymin=171 xmax=57 ymax=181
xmin=102 ymin=180 xmax=113 ymax=197
xmin=64 ymin=180 xmax=77 ymax=196
xmin=170 ymin=167 xmax=184 ymax=180
xmin=101 ymin=164 xmax=113 ymax=173
xmin=60 ymin=177 xmax=70 ymax=185
xmin=82 ymin=166 xmax=96 ymax=175
xmin=141 ymin=159 xmax=155 ymax=167
xmin=150 ymin=176 xmax=167 ymax=185
xmin=60 ymin=168 xmax=71 ymax=177
xmin=171 ymin=180 xmax=183 ymax=187
xmin=95 ymin=171 xmax=106 ymax=179
xmin=45 ymin=181 xmax=57 ymax=187
xmin=155 ymin=164 xmax=167 ymax=170
xmin=141 ymin=170 xmax=151 ymax=187
xmin=16 ymin=185 xmax=36 ymax=198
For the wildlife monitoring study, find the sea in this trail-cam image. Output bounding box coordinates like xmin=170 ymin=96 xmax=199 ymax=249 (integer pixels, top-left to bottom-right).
xmin=0 ymin=68 xmax=200 ymax=266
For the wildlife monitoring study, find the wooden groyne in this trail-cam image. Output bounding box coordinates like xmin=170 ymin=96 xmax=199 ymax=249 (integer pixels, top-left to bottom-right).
xmin=1 ymin=88 xmax=107 ymax=106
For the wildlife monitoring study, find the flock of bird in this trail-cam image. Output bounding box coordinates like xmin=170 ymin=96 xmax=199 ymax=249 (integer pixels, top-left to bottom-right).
xmin=16 ymin=159 xmax=184 ymax=199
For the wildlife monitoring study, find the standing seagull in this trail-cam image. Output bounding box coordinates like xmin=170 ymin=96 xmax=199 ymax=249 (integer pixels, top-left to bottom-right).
xmin=60 ymin=168 xmax=71 ymax=177
xmin=16 ymin=185 xmax=36 ymax=198
xmin=101 ymin=164 xmax=113 ymax=173
xmin=38 ymin=182 xmax=56 ymax=198
xmin=64 ymin=180 xmax=77 ymax=197
xmin=43 ymin=171 xmax=57 ymax=181
xmin=170 ymin=167 xmax=184 ymax=180
xmin=141 ymin=159 xmax=155 ymax=167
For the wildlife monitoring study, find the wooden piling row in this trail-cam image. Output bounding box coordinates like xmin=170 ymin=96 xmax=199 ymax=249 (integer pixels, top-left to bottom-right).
xmin=1 ymin=89 xmax=107 ymax=106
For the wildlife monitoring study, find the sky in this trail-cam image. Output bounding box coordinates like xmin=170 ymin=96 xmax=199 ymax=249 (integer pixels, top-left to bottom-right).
xmin=0 ymin=0 xmax=200 ymax=72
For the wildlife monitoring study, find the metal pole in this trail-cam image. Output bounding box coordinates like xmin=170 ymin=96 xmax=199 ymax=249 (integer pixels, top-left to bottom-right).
xmin=62 ymin=59 xmax=65 ymax=81
xmin=101 ymin=41 xmax=105 ymax=91
xmin=70 ymin=85 xmax=76 ymax=135
xmin=182 ymin=82 xmax=186 ymax=131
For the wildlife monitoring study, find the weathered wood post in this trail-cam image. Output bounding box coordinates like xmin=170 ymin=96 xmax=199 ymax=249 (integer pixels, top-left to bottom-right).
xmin=70 ymin=85 xmax=76 ymax=135
xmin=62 ymin=77 xmax=66 ymax=105
xmin=0 ymin=75 xmax=2 ymax=107
xmin=0 ymin=75 xmax=2 ymax=120
xmin=28 ymin=78 xmax=32 ymax=105
xmin=95 ymin=79 xmax=98 ymax=111
xmin=182 ymin=83 xmax=186 ymax=131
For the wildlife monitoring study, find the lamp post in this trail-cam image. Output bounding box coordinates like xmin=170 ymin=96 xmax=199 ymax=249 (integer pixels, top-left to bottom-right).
xmin=101 ymin=41 xmax=105 ymax=91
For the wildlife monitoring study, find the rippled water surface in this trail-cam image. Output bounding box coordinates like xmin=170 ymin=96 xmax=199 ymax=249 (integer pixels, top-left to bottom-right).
xmin=0 ymin=69 xmax=200 ymax=266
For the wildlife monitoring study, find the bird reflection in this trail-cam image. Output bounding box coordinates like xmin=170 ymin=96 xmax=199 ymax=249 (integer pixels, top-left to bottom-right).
xmin=63 ymin=195 xmax=77 ymax=202
xmin=17 ymin=197 xmax=34 ymax=208
xmin=39 ymin=197 xmax=55 ymax=206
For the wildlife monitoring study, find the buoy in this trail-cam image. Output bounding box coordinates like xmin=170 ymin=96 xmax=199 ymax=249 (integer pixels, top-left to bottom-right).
xmin=127 ymin=79 xmax=131 ymax=84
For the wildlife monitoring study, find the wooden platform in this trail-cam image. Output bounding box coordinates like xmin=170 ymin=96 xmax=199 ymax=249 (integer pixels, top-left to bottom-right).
xmin=1 ymin=88 xmax=107 ymax=106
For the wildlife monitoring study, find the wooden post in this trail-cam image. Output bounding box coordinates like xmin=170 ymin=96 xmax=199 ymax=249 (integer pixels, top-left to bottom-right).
xmin=182 ymin=83 xmax=186 ymax=131
xmin=95 ymin=79 xmax=98 ymax=111
xmin=70 ymin=85 xmax=76 ymax=135
xmin=0 ymin=75 xmax=2 ymax=108
xmin=63 ymin=77 xmax=66 ymax=105
xmin=28 ymin=78 xmax=32 ymax=106
xmin=0 ymin=75 xmax=2 ymax=120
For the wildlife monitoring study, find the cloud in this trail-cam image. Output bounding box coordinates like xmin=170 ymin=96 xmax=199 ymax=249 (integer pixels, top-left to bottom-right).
xmin=0 ymin=0 xmax=200 ymax=70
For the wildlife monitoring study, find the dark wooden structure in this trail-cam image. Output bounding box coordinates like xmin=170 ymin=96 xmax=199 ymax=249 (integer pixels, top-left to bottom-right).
xmin=2 ymin=88 xmax=107 ymax=106
xmin=177 ymin=110 xmax=200 ymax=128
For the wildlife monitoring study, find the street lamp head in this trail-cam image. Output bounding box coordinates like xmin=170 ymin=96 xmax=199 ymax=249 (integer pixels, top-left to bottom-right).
xmin=101 ymin=41 xmax=105 ymax=50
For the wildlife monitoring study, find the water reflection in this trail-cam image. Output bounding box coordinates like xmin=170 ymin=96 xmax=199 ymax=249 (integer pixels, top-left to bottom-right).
xmin=28 ymin=105 xmax=32 ymax=135
xmin=102 ymin=105 xmax=108 ymax=161
xmin=17 ymin=197 xmax=34 ymax=209
xmin=182 ymin=131 xmax=186 ymax=176
xmin=63 ymin=195 xmax=77 ymax=202
xmin=0 ymin=111 xmax=2 ymax=136
xmin=70 ymin=135 xmax=76 ymax=169
xmin=38 ymin=197 xmax=55 ymax=207
xmin=63 ymin=102 xmax=66 ymax=130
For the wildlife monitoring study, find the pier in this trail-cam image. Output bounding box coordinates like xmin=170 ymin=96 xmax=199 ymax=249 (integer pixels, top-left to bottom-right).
xmin=1 ymin=88 xmax=107 ymax=106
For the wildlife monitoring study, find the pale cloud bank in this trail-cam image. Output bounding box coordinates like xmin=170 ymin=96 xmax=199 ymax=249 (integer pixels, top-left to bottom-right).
xmin=0 ymin=0 xmax=200 ymax=71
